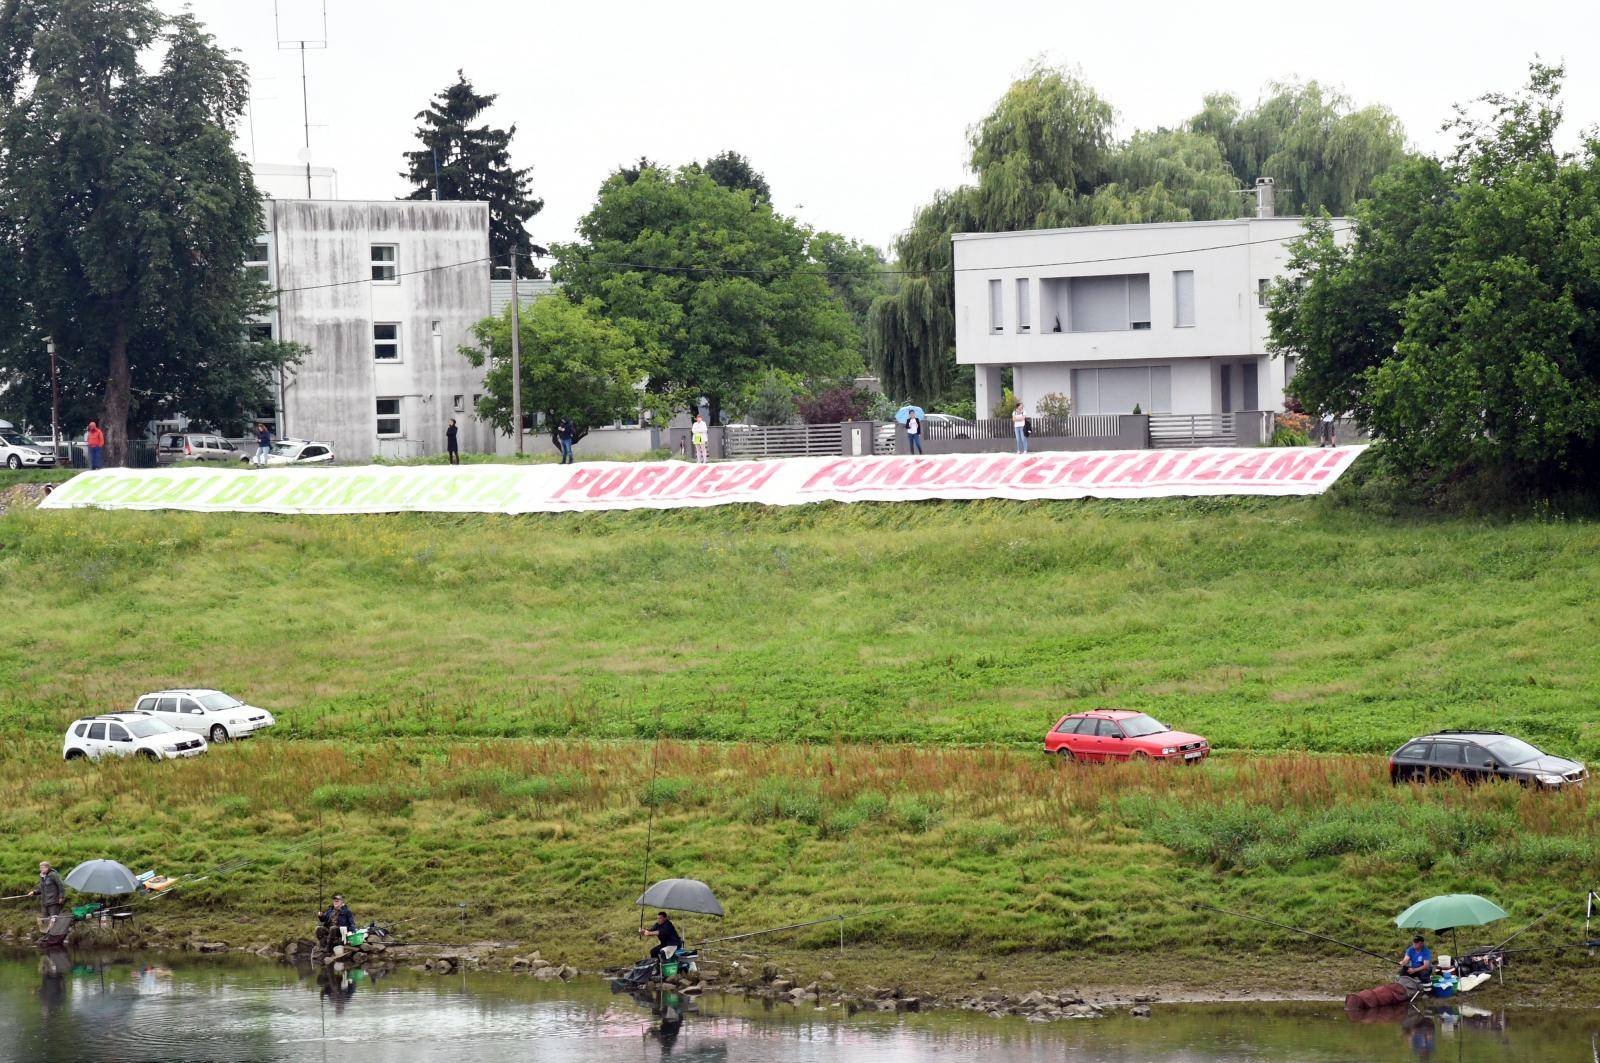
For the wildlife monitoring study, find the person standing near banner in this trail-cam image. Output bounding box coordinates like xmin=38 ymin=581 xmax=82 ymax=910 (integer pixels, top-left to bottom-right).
xmin=691 ymin=414 xmax=709 ymax=463
xmin=556 ymin=418 xmax=575 ymax=464
xmin=1012 ymin=403 xmax=1028 ymax=454
xmin=446 ymin=419 xmax=460 ymax=465
xmin=253 ymin=423 xmax=272 ymax=466
xmin=905 ymin=412 xmax=923 ymax=455
xmin=85 ymin=422 xmax=104 ymax=469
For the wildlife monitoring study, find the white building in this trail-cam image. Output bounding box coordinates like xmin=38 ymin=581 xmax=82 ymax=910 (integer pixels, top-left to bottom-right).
xmin=954 ymin=192 xmax=1342 ymax=423
xmin=252 ymin=198 xmax=496 ymax=461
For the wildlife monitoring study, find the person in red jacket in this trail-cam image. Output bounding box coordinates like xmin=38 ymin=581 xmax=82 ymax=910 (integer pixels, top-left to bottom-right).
xmin=85 ymin=421 xmax=105 ymax=469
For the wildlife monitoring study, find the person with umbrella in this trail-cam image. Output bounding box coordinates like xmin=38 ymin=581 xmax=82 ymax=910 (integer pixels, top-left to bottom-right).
xmin=640 ymin=911 xmax=683 ymax=961
xmin=1399 ymin=933 xmax=1433 ymax=982
xmin=28 ymin=862 xmax=65 ymax=925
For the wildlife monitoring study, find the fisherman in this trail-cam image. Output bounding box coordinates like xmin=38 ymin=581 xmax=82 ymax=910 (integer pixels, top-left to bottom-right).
xmin=1400 ymin=934 xmax=1434 ymax=980
xmin=318 ymin=894 xmax=357 ymax=944
xmin=639 ymin=911 xmax=683 ymax=961
xmin=27 ymin=862 xmax=65 ymax=926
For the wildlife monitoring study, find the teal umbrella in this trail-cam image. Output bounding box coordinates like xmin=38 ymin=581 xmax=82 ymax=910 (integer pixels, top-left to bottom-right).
xmin=1396 ymin=894 xmax=1508 ymax=959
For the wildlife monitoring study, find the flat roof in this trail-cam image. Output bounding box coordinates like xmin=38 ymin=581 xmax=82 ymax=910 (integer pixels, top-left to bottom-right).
xmin=952 ymin=216 xmax=1345 ymax=242
xmin=264 ymin=197 xmax=488 ymax=207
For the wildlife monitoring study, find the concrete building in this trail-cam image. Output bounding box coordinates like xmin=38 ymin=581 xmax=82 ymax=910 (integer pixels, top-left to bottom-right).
xmin=254 ymin=198 xmax=495 ymax=460
xmin=954 ymin=185 xmax=1343 ymax=422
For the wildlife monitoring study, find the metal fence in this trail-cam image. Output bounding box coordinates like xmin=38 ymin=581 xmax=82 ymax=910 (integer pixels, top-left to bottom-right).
xmin=1148 ymin=414 xmax=1235 ymax=448
xmin=925 ymin=415 xmax=1124 ymax=440
xmin=723 ymin=423 xmax=845 ymax=460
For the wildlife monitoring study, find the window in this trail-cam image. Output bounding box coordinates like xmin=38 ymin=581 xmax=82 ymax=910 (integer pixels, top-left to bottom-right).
xmin=108 ymin=724 xmax=130 ymax=742
xmin=1173 ymin=270 xmax=1196 ymax=327
xmin=246 ymin=237 xmax=270 ymax=287
xmin=1093 ymin=719 xmax=1122 ymax=738
xmin=376 ymin=398 xmax=402 ymax=437
xmin=1063 ymin=274 xmax=1150 ymax=332
xmin=1015 ymin=279 xmax=1031 ymax=332
xmin=371 ymin=244 xmax=398 ymax=282
xmin=156 ymin=697 xmax=178 ymax=714
xmin=87 ymin=722 xmax=106 ymax=741
xmin=1072 ymin=366 xmax=1172 ymax=415
xmin=1257 ymin=278 xmax=1269 ymax=307
xmin=249 ymin=323 xmax=274 ymax=346
xmin=988 ymin=279 xmax=1003 ymax=333
xmin=373 ymin=323 xmax=400 ymax=361
xmin=1396 ymin=742 xmax=1430 ymax=760
xmin=178 ymin=698 xmax=202 ymax=715
xmin=1430 ymin=743 xmax=1466 ymax=766
xmin=137 ymin=698 xmax=156 ymax=713
xmin=452 ymin=395 xmax=464 ymax=413
xmin=73 ymin=723 xmax=87 ymax=737
xmin=1054 ymin=718 xmax=1083 ymax=734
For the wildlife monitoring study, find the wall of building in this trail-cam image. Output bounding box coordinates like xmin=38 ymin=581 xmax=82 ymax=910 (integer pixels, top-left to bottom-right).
xmin=267 ymin=199 xmax=491 ymax=462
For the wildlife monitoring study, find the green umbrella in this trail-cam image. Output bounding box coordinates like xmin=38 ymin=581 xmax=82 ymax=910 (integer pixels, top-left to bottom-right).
xmin=1395 ymin=894 xmax=1509 ymax=959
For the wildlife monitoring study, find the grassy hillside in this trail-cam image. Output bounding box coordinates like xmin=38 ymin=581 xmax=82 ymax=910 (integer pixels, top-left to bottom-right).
xmin=2 ymin=498 xmax=1596 ymax=755
xmin=1 ymin=737 xmax=1595 ymax=997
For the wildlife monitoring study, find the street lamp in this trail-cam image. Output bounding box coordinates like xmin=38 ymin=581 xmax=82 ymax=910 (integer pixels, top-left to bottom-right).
xmin=492 ymin=258 xmax=523 ymax=454
xmin=45 ymin=336 xmax=60 ymax=462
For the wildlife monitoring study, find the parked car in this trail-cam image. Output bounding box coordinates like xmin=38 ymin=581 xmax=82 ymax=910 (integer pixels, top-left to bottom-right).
xmin=241 ymin=438 xmax=335 ymax=466
xmin=132 ymin=689 xmax=276 ymax=743
xmin=156 ymin=432 xmax=241 ymax=464
xmin=62 ymin=713 xmax=208 ymax=762
xmin=1388 ymin=731 xmax=1587 ymax=789
xmin=1044 ymin=710 xmax=1210 ymax=763
xmin=924 ymin=413 xmax=975 ymax=434
xmin=0 ymin=429 xmax=57 ymax=469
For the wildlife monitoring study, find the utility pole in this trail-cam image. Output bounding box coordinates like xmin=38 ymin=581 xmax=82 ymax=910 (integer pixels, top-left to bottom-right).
xmin=46 ymin=337 xmax=59 ymax=461
xmin=509 ymin=252 xmax=523 ymax=453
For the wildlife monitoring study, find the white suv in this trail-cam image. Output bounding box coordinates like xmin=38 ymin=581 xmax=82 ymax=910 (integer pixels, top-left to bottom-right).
xmin=133 ymin=689 xmax=276 ymax=743
xmin=63 ymin=713 xmax=208 ymax=762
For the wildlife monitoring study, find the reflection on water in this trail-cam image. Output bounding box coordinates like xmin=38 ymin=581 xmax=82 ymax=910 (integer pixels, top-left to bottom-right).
xmin=1 ymin=949 xmax=1597 ymax=1063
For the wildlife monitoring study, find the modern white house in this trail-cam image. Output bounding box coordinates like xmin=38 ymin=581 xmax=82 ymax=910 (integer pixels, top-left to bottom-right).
xmin=953 ymin=183 xmax=1343 ymax=428
xmin=251 ymin=197 xmax=497 ymax=461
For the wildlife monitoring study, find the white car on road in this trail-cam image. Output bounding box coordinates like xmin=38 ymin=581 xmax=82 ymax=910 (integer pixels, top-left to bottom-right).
xmin=0 ymin=429 xmax=58 ymax=469
xmin=62 ymin=713 xmax=208 ymax=762
xmin=133 ymin=689 xmax=276 ymax=743
xmin=242 ymin=439 xmax=335 ymax=466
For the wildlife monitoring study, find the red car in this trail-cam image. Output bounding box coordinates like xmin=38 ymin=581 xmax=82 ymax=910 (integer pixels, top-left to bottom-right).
xmin=1044 ymin=710 xmax=1210 ymax=763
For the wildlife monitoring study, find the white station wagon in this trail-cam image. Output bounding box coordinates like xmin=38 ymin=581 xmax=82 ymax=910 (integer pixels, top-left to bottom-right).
xmin=62 ymin=713 xmax=208 ymax=762
xmin=132 ymin=689 xmax=276 ymax=743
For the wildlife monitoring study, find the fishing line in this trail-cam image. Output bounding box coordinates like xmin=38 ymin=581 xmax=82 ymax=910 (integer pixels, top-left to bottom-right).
xmin=1190 ymin=902 xmax=1395 ymax=965
xmin=639 ymin=712 xmax=663 ymax=933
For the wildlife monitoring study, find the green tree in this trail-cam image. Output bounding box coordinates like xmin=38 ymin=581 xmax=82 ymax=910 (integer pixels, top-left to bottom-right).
xmin=697 ymin=149 xmax=771 ymax=203
xmin=553 ymin=164 xmax=859 ymax=424
xmin=403 ymin=71 xmax=545 ymax=276
xmin=1189 ymin=81 xmax=1407 ymax=214
xmin=1270 ymin=63 xmax=1600 ymax=490
xmin=461 ymin=296 xmax=661 ymax=448
xmin=736 ymin=368 xmax=799 ymax=425
xmin=0 ymin=0 xmax=296 ymax=464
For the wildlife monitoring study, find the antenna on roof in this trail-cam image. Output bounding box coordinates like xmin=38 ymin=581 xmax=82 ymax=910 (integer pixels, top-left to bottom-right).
xmin=274 ymin=1 xmax=330 ymax=199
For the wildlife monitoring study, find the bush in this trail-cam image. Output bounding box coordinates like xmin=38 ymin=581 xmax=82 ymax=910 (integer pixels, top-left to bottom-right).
xmin=1035 ymin=392 xmax=1072 ymax=419
xmin=739 ymin=370 xmax=799 ymax=426
xmin=798 ymin=386 xmax=874 ymax=424
xmin=1270 ymin=426 xmax=1313 ymax=447
xmin=992 ymin=387 xmax=1019 ymax=421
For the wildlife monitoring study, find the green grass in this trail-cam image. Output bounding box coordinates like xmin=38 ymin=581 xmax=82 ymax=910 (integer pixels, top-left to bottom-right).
xmin=2 ymin=497 xmax=1596 ymax=755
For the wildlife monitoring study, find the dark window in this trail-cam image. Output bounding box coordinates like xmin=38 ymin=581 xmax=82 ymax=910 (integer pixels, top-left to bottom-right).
xmin=1054 ymin=718 xmax=1083 ymax=734
xmin=1094 ymin=719 xmax=1122 ymax=738
xmin=73 ymin=723 xmax=87 ymax=737
xmin=1396 ymin=742 xmax=1430 ymax=760
xmin=88 ymin=722 xmax=106 ymax=741
xmin=108 ymin=724 xmax=130 ymax=742
xmin=1430 ymin=743 xmax=1466 ymax=766
xmin=156 ymin=697 xmax=178 ymax=714
xmin=179 ymin=698 xmax=203 ymax=715
xmin=137 ymin=698 xmax=156 ymax=713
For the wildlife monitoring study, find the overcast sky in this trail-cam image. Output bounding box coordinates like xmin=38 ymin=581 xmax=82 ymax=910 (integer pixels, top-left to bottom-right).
xmin=167 ymin=0 xmax=1600 ymax=255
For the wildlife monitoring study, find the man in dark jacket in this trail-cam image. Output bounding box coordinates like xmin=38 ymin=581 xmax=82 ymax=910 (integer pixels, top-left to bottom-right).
xmin=29 ymin=862 xmax=65 ymax=923
xmin=446 ymin=419 xmax=460 ymax=465
xmin=318 ymin=894 xmax=357 ymax=944
xmin=639 ymin=911 xmax=682 ymax=961
xmin=556 ymin=418 xmax=575 ymax=464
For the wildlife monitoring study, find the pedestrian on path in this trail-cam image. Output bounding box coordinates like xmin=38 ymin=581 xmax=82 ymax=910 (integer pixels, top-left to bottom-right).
xmin=254 ymin=423 xmax=272 ymax=466
xmin=446 ymin=419 xmax=460 ymax=465
xmin=1012 ymin=403 xmax=1028 ymax=454
xmin=905 ymin=412 xmax=923 ymax=455
xmin=557 ymin=418 xmax=575 ymax=464
xmin=85 ymin=422 xmax=104 ymax=469
xmin=691 ymin=414 xmax=709 ymax=463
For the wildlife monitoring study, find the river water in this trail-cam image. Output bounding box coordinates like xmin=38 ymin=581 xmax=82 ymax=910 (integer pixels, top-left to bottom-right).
xmin=2 ymin=950 xmax=1596 ymax=1062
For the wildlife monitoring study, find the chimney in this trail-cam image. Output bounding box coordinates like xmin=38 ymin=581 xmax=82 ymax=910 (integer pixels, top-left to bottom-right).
xmin=1255 ymin=177 xmax=1276 ymax=219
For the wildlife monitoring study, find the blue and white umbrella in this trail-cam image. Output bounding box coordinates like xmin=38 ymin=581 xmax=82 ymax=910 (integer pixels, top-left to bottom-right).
xmin=894 ymin=405 xmax=926 ymax=424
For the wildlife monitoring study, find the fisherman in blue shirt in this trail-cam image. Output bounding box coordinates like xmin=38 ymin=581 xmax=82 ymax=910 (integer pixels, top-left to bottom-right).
xmin=1401 ymin=934 xmax=1433 ymax=979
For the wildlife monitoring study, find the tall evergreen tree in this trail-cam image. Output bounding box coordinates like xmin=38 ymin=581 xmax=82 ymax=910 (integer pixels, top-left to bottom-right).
xmin=0 ymin=0 xmax=296 ymax=465
xmin=402 ymin=72 xmax=545 ymax=277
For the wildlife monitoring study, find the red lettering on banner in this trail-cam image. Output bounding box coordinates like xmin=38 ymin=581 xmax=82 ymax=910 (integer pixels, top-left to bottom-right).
xmin=691 ymin=465 xmax=729 ymax=494
xmin=1313 ymin=450 xmax=1345 ymax=480
xmin=871 ymin=461 xmax=912 ymax=488
xmin=1192 ymin=453 xmax=1242 ymax=481
xmin=1227 ymin=451 xmax=1271 ymax=480
xmin=969 ymin=458 xmax=1013 ymax=485
xmin=618 ymin=467 xmax=665 ymax=497
xmin=1001 ymin=457 xmax=1039 ymax=484
xmin=1092 ymin=454 xmax=1142 ymax=483
xmin=1048 ymin=455 xmax=1105 ymax=484
xmin=553 ymin=469 xmax=600 ymax=499
xmin=743 ymin=462 xmax=783 ymax=491
xmin=1262 ymin=451 xmax=1323 ymax=482
xmin=937 ymin=457 xmax=988 ymax=486
xmin=801 ymin=460 xmax=849 ymax=490
xmin=585 ymin=468 xmax=630 ymax=497
xmin=904 ymin=458 xmax=956 ymax=487
xmin=1120 ymin=453 xmax=1165 ymax=483
xmin=1018 ymin=456 xmax=1059 ymax=485
xmin=649 ymin=464 xmax=693 ymax=496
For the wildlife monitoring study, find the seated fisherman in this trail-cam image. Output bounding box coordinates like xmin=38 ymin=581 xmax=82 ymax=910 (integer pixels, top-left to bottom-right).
xmin=639 ymin=911 xmax=683 ymax=962
xmin=1400 ymin=934 xmax=1434 ymax=979
xmin=318 ymin=894 xmax=357 ymax=945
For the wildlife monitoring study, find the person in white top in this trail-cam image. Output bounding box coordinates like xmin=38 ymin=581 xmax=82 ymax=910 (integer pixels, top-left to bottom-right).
xmin=905 ymin=413 xmax=923 ymax=455
xmin=690 ymin=414 xmax=709 ymax=463
xmin=1012 ymin=403 xmax=1028 ymax=454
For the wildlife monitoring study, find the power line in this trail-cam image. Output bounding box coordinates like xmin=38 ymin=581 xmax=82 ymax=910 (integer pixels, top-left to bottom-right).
xmin=264 ymin=224 xmax=1354 ymax=296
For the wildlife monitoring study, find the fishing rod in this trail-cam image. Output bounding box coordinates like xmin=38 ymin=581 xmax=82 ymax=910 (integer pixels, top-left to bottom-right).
xmin=1190 ymin=902 xmax=1395 ymax=965
xmin=639 ymin=713 xmax=663 ymax=934
xmin=1 ymin=893 xmax=34 ymax=901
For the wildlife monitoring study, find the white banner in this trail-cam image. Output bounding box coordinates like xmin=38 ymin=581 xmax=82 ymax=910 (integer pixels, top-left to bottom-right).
xmin=37 ymin=447 xmax=1367 ymax=516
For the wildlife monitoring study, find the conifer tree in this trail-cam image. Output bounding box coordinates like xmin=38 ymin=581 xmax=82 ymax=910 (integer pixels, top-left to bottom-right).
xmin=402 ymin=72 xmax=545 ymax=276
